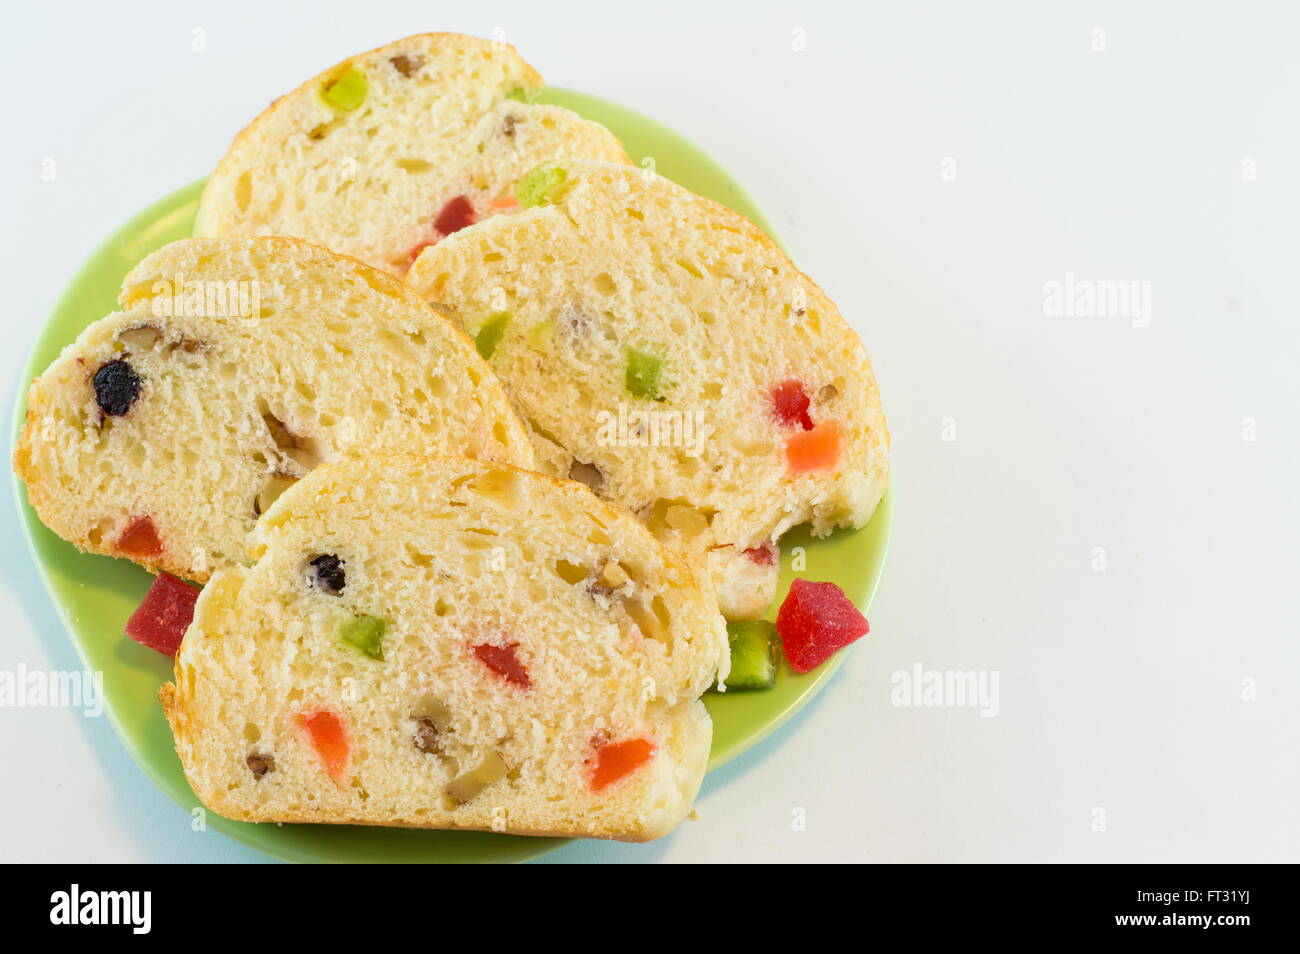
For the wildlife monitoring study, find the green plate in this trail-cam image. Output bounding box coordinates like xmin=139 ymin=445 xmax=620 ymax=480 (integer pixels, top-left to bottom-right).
xmin=10 ymin=89 xmax=892 ymax=863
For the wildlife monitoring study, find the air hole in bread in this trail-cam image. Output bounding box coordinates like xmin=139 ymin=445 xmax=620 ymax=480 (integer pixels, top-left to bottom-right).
xmin=234 ymin=172 xmax=253 ymax=213
xmin=396 ymin=158 xmax=433 ymax=174
xmin=593 ymin=273 xmax=617 ymax=296
xmin=308 ymin=120 xmax=340 ymax=141
xmin=253 ymin=473 xmax=297 ymax=516
xmin=568 ymin=460 xmax=605 ymax=495
xmin=261 ymin=410 xmax=322 ymax=472
xmin=554 ymin=559 xmax=587 ymax=585
xmin=405 ymin=546 xmax=435 ymax=567
xmin=86 ymin=517 xmax=116 ymax=547
xmin=624 ymin=594 xmax=672 ymax=645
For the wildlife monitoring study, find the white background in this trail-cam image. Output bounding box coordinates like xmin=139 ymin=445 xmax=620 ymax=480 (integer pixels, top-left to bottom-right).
xmin=1 ymin=0 xmax=1296 ymax=863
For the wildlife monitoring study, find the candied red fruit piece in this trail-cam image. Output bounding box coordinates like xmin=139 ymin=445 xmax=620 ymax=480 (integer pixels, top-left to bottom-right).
xmin=117 ymin=515 xmax=162 ymax=557
xmin=473 ymin=642 xmax=532 ymax=688
xmin=589 ymin=736 xmax=656 ymax=792
xmin=297 ymin=709 xmax=349 ymax=784
xmin=434 ymin=195 xmax=476 ymax=236
xmin=405 ymin=240 xmax=435 ymax=268
xmin=124 ymin=572 xmax=199 ymax=656
xmin=743 ymin=542 xmax=777 ymax=566
xmin=116 ymin=515 xmax=163 ymax=559
xmin=775 ymin=578 xmax=869 ymax=674
xmin=771 ymin=379 xmax=814 ymax=430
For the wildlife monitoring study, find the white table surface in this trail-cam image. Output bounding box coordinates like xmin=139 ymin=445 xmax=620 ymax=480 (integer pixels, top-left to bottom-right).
xmin=1 ymin=0 xmax=1295 ymax=864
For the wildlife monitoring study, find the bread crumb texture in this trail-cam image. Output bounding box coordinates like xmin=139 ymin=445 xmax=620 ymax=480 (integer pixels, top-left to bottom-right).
xmin=406 ymin=160 xmax=890 ymax=618
xmin=14 ymin=237 xmax=533 ymax=582
xmin=195 ymin=33 xmax=628 ymax=274
xmin=162 ymin=455 xmax=725 ymax=841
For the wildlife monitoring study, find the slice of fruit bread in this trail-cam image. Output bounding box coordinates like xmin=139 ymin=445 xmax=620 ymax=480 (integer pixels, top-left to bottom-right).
xmin=13 ymin=236 xmax=533 ymax=583
xmin=160 ymin=454 xmax=727 ymax=841
xmin=405 ymin=159 xmax=890 ymax=619
xmin=194 ymin=33 xmax=628 ymax=275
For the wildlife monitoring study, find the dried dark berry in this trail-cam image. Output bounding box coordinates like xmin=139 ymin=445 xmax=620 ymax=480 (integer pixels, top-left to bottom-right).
xmin=308 ymin=554 xmax=346 ymax=595
xmin=413 ymin=717 xmax=441 ymax=754
xmin=92 ymin=359 xmax=142 ymax=416
xmin=246 ymin=753 xmax=275 ymax=778
xmin=503 ymin=114 xmax=518 ymax=137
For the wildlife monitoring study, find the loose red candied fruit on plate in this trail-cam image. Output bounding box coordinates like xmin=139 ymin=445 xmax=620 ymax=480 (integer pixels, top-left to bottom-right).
xmin=124 ymin=572 xmax=199 ymax=656
xmin=771 ymin=380 xmax=815 ymax=431
xmin=775 ymin=578 xmax=870 ymax=674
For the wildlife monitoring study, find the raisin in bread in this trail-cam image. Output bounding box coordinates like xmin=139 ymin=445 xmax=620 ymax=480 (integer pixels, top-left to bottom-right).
xmin=195 ymin=33 xmax=628 ymax=275
xmin=14 ymin=236 xmax=533 ymax=583
xmin=161 ymin=454 xmax=727 ymax=841
xmin=405 ymin=160 xmax=890 ymax=619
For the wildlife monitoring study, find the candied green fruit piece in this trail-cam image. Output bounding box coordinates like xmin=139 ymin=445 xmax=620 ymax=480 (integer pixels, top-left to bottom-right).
xmin=624 ymin=346 xmax=665 ymax=401
xmin=323 ymin=66 xmax=368 ymax=111
xmin=514 ymin=165 xmax=568 ymax=209
xmin=339 ymin=613 xmax=389 ymax=660
xmin=723 ymin=620 xmax=779 ymax=690
xmin=474 ymin=312 xmax=511 ymax=359
xmin=505 ymin=84 xmax=541 ymax=104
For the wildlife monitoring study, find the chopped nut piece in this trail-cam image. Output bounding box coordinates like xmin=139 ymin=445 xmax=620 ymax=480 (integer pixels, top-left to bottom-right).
xmin=410 ymin=693 xmax=453 ymax=729
xmin=445 ymin=751 xmax=509 ymax=804
xmin=117 ymin=324 xmax=163 ymax=351
xmin=389 ymin=53 xmax=423 ymax=77
xmin=413 ymin=717 xmax=441 ymax=754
